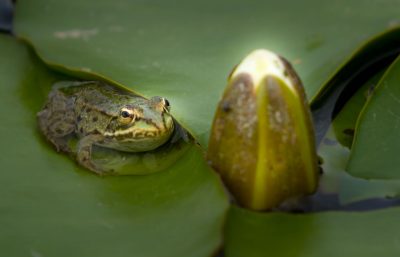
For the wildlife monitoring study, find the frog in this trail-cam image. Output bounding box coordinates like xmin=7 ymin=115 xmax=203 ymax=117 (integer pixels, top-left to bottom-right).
xmin=37 ymin=80 xmax=174 ymax=174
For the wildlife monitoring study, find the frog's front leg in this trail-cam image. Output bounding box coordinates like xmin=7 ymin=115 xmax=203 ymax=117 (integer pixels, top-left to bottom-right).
xmin=76 ymin=134 xmax=106 ymax=174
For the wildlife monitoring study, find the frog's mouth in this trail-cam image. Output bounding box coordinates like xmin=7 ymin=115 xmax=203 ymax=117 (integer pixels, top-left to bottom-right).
xmin=106 ymin=128 xmax=162 ymax=140
xmin=107 ymin=119 xmax=174 ymax=137
xmin=101 ymin=127 xmax=174 ymax=152
xmin=101 ymin=117 xmax=175 ymax=152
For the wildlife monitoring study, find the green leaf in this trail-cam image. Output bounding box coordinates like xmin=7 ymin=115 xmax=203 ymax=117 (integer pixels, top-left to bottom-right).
xmin=318 ymin=128 xmax=400 ymax=205
xmin=317 ymin=65 xmax=400 ymax=204
xmin=348 ymin=54 xmax=400 ymax=179
xmin=0 ymin=34 xmax=228 ymax=257
xmin=225 ymin=206 xmax=400 ymax=257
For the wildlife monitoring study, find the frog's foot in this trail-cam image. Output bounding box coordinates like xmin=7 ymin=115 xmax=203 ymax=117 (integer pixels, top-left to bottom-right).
xmin=37 ymin=103 xmax=75 ymax=153
xmin=49 ymin=137 xmax=71 ymax=153
xmin=44 ymin=124 xmax=74 ymax=153
xmin=77 ymin=134 xmax=109 ymax=175
xmin=76 ymin=153 xmax=106 ymax=175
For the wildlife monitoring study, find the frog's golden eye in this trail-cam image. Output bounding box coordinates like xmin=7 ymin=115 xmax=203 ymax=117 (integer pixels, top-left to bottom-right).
xmin=121 ymin=110 xmax=130 ymax=118
xmin=119 ymin=107 xmax=135 ymax=124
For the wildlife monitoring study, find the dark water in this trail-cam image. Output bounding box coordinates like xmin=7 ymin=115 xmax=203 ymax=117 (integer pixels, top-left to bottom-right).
xmin=0 ymin=0 xmax=13 ymax=34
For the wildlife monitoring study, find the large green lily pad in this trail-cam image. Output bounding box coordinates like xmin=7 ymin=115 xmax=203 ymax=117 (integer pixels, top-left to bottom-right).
xmin=319 ymin=67 xmax=400 ymax=204
xmin=226 ymin=206 xmax=400 ymax=257
xmin=348 ymin=54 xmax=400 ymax=179
xmin=0 ymin=34 xmax=228 ymax=257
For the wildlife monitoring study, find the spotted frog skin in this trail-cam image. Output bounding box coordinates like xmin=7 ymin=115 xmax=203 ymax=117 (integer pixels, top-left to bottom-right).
xmin=37 ymin=81 xmax=174 ymax=174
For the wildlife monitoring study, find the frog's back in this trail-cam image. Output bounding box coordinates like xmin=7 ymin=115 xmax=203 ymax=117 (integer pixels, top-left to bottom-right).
xmin=55 ymin=81 xmax=140 ymax=135
xmin=55 ymin=81 xmax=134 ymax=102
xmin=55 ymin=81 xmax=143 ymax=115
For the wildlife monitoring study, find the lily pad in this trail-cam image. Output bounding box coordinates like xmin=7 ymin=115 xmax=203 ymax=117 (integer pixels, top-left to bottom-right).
xmin=319 ymin=129 xmax=400 ymax=205
xmin=317 ymin=59 xmax=400 ymax=204
xmin=0 ymin=34 xmax=228 ymax=257
xmin=225 ymin=205 xmax=400 ymax=257
xmin=348 ymin=54 xmax=400 ymax=179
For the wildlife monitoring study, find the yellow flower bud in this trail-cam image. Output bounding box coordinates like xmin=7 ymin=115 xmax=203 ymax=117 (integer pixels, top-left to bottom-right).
xmin=207 ymin=50 xmax=318 ymax=211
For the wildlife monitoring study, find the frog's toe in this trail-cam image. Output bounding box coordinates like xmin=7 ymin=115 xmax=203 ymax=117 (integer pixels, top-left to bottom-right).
xmin=76 ymin=156 xmax=110 ymax=175
xmin=77 ymin=157 xmax=98 ymax=173
xmin=50 ymin=137 xmax=71 ymax=153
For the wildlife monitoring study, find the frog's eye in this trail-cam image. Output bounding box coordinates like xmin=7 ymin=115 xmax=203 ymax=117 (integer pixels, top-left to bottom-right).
xmin=164 ymin=99 xmax=170 ymax=108
xmin=121 ymin=110 xmax=130 ymax=118
xmin=119 ymin=107 xmax=135 ymax=124
xmin=121 ymin=111 xmax=131 ymax=118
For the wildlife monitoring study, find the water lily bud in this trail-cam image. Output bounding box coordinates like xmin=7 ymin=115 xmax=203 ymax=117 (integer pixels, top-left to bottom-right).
xmin=207 ymin=49 xmax=318 ymax=211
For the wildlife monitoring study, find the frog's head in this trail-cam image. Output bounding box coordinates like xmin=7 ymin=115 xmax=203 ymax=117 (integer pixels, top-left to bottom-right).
xmin=103 ymin=96 xmax=174 ymax=152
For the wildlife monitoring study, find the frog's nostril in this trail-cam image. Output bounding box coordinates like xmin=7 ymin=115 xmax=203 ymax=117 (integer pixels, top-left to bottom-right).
xmin=164 ymin=99 xmax=170 ymax=107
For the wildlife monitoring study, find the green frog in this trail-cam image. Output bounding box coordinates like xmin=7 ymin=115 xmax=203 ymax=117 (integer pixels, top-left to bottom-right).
xmin=37 ymin=81 xmax=175 ymax=174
